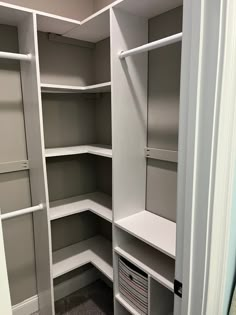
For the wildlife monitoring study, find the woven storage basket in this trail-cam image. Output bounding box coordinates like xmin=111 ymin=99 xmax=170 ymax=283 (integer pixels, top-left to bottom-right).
xmin=119 ymin=257 xmax=148 ymax=315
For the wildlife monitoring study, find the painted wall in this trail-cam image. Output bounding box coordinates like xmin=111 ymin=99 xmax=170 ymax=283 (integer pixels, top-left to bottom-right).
xmin=223 ymin=165 xmax=236 ymax=314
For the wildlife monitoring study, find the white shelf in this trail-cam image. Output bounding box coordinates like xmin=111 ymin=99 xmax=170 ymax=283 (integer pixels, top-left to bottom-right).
xmin=64 ymin=2 xmax=122 ymax=42
xmin=116 ymin=0 xmax=182 ymax=19
xmin=50 ymin=192 xmax=112 ymax=222
xmin=116 ymin=294 xmax=141 ymax=315
xmin=37 ymin=11 xmax=80 ymax=35
xmin=115 ymin=239 xmax=174 ymax=291
xmin=53 ymin=235 xmax=113 ymax=281
xmin=45 ymin=145 xmax=112 ymax=159
xmin=41 ymin=82 xmax=111 ymax=93
xmin=115 ymin=211 xmax=176 ymax=259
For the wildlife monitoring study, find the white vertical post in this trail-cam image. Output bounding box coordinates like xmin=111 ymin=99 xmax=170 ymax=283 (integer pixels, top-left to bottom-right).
xmin=0 ymin=211 xmax=12 ymax=315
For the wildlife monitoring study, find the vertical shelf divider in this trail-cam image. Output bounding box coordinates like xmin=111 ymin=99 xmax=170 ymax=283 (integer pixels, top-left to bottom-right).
xmin=110 ymin=7 xmax=148 ymax=315
xmin=18 ymin=12 xmax=55 ymax=315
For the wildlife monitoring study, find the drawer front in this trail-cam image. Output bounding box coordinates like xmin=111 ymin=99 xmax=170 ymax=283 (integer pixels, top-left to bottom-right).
xmin=119 ymin=257 xmax=148 ymax=315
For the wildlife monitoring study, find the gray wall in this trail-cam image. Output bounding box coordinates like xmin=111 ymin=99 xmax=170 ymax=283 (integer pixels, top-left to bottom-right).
xmin=146 ymin=7 xmax=182 ymax=222
xmin=0 ymin=25 xmax=36 ymax=305
xmin=38 ymin=33 xmax=110 ymax=86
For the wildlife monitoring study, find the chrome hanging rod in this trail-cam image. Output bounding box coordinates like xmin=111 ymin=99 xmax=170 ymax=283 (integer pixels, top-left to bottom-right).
xmin=119 ymin=32 xmax=182 ymax=59
xmin=0 ymin=51 xmax=32 ymax=61
xmin=1 ymin=204 xmax=44 ymax=220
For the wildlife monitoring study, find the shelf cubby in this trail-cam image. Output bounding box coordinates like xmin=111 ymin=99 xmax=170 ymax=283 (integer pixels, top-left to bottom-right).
xmin=115 ymin=230 xmax=175 ymax=291
xmin=149 ymin=278 xmax=174 ymax=315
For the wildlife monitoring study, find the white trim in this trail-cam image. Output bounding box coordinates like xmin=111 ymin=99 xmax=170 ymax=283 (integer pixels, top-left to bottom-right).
xmin=12 ymin=296 xmax=38 ymax=315
xmin=204 ymin=0 xmax=236 ymax=312
xmin=175 ymin=0 xmax=236 ymax=313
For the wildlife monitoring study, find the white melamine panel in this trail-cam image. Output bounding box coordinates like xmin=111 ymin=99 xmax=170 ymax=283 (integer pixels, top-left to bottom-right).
xmin=111 ymin=8 xmax=148 ymax=221
xmin=45 ymin=145 xmax=112 ymax=158
xmin=50 ymin=192 xmax=112 ymax=222
xmin=18 ymin=13 xmax=54 ymax=314
xmin=115 ymin=239 xmax=175 ymax=291
xmin=65 ymin=9 xmax=110 ymax=43
xmin=115 ymin=211 xmax=176 ymax=259
xmin=41 ymin=82 xmax=111 ymax=93
xmin=36 ymin=12 xmax=80 ymax=35
xmin=115 ymin=0 xmax=182 ymax=19
xmin=53 ymin=235 xmax=113 ymax=281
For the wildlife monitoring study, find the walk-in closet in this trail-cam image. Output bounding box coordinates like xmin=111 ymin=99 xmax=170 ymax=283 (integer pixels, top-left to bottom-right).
xmin=0 ymin=0 xmax=183 ymax=314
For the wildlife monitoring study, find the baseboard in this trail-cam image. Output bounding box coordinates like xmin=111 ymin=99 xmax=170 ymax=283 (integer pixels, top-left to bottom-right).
xmin=54 ymin=267 xmax=100 ymax=301
xmin=12 ymin=267 xmax=100 ymax=315
xmin=12 ymin=295 xmax=38 ymax=315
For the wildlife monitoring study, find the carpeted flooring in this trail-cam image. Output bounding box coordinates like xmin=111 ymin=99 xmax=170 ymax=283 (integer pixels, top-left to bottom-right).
xmin=55 ymin=280 xmax=114 ymax=315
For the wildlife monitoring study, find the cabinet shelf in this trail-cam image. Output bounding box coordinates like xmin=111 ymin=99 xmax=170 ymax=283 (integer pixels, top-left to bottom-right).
xmin=115 ymin=239 xmax=174 ymax=291
xmin=50 ymin=192 xmax=112 ymax=222
xmin=52 ymin=235 xmax=113 ymax=281
xmin=115 ymin=211 xmax=176 ymax=259
xmin=41 ymin=82 xmax=111 ymax=93
xmin=45 ymin=145 xmax=112 ymax=159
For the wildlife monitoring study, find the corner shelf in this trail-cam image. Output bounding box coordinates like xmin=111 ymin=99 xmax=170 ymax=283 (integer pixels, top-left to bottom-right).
xmin=52 ymin=235 xmax=113 ymax=281
xmin=50 ymin=192 xmax=112 ymax=222
xmin=115 ymin=211 xmax=176 ymax=259
xmin=116 ymin=294 xmax=141 ymax=315
xmin=115 ymin=239 xmax=174 ymax=291
xmin=41 ymin=82 xmax=111 ymax=93
xmin=45 ymin=145 xmax=112 ymax=159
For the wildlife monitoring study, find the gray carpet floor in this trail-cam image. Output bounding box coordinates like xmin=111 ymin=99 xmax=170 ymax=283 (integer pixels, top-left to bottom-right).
xmin=55 ymin=280 xmax=114 ymax=315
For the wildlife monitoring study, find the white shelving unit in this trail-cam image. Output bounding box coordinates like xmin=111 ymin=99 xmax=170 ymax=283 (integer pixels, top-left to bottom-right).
xmin=52 ymin=235 xmax=113 ymax=281
xmin=45 ymin=145 xmax=112 ymax=159
xmin=41 ymin=82 xmax=111 ymax=93
xmin=0 ymin=0 xmax=184 ymax=314
xmin=115 ymin=211 xmax=176 ymax=259
xmin=50 ymin=192 xmax=112 ymax=222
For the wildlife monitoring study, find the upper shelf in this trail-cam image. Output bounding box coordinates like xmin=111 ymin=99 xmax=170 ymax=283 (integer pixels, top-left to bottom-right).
xmin=115 ymin=0 xmax=182 ymax=19
xmin=115 ymin=211 xmax=176 ymax=259
xmin=64 ymin=9 xmax=110 ymax=43
xmin=45 ymin=145 xmax=112 ymax=159
xmin=41 ymin=82 xmax=111 ymax=94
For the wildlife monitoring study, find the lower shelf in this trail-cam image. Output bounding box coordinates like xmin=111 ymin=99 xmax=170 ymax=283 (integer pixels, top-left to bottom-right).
xmin=49 ymin=192 xmax=112 ymax=222
xmin=115 ymin=211 xmax=176 ymax=259
xmin=52 ymin=235 xmax=113 ymax=281
xmin=116 ymin=294 xmax=141 ymax=315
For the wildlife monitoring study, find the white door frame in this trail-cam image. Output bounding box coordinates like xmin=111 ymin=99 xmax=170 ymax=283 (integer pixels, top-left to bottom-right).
xmin=175 ymin=0 xmax=236 ymax=313
xmin=0 ymin=215 xmax=12 ymax=315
